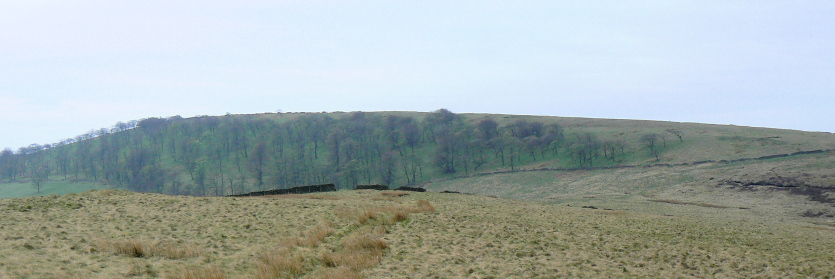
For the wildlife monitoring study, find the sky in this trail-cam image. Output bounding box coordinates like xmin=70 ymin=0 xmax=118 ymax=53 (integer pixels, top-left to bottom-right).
xmin=1 ymin=1 xmax=834 ymax=150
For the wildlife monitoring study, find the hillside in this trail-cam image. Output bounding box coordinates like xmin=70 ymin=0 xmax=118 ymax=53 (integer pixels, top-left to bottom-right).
xmin=1 ymin=190 xmax=832 ymax=278
xmin=2 ymin=111 xmax=835 ymax=278
xmin=2 ymin=110 xmax=834 ymax=200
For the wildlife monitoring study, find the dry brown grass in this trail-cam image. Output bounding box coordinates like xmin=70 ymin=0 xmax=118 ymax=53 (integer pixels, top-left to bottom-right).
xmin=338 ymin=200 xmax=436 ymax=226
xmin=0 ymin=190 xmax=438 ymax=278
xmin=316 ymin=266 xmax=364 ymax=279
xmin=7 ymin=189 xmax=830 ymax=278
xmin=416 ymin=199 xmax=435 ymax=212
xmin=96 ymin=239 xmax=149 ymax=258
xmin=356 ymin=209 xmax=377 ymax=224
xmin=322 ymin=227 xmax=389 ymax=270
xmin=96 ymin=239 xmax=200 ymax=259
xmin=381 ymin=191 xmax=409 ymax=197
xmin=283 ymin=221 xmax=335 ymax=247
xmin=256 ymin=249 xmax=304 ymax=279
xmin=164 ymin=266 xmax=226 ymax=279
xmin=390 ymin=210 xmax=408 ymax=223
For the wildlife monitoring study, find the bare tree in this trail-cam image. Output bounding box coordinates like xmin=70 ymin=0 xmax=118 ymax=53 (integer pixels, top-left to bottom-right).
xmin=641 ymin=133 xmax=660 ymax=161
xmin=666 ymin=129 xmax=683 ymax=142
xmin=248 ymin=141 xmax=268 ymax=189
xmin=30 ymin=163 xmax=50 ymax=193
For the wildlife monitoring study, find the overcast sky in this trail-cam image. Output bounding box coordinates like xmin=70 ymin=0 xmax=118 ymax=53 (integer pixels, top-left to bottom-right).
xmin=2 ymin=1 xmax=834 ymax=150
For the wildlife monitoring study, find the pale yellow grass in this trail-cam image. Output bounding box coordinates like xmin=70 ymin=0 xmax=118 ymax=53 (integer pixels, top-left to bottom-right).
xmin=96 ymin=238 xmax=201 ymax=259
xmin=1 ymin=189 xmax=832 ymax=278
xmin=425 ymin=154 xmax=835 ymax=227
xmin=371 ymin=193 xmax=835 ymax=278
xmin=164 ymin=265 xmax=226 ymax=279
xmin=0 ymin=190 xmax=431 ymax=278
xmin=380 ymin=191 xmax=409 ymax=198
xmin=321 ymin=226 xmax=389 ymax=270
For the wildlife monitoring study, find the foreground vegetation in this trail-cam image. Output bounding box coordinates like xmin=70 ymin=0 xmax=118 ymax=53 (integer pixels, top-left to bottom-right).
xmin=0 ymin=190 xmax=832 ymax=278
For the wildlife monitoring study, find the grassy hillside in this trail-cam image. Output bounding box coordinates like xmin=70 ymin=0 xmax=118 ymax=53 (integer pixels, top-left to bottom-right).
xmin=0 ymin=180 xmax=107 ymax=199
xmin=424 ymin=149 xmax=835 ymax=227
xmin=2 ymin=110 xmax=834 ymax=199
xmin=0 ymin=190 xmax=832 ymax=278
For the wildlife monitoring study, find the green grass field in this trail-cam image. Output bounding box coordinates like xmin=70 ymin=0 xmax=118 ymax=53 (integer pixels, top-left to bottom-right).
xmin=0 ymin=179 xmax=111 ymax=199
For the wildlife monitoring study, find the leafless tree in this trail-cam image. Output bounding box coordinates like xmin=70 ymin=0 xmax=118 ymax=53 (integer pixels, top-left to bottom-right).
xmin=641 ymin=133 xmax=660 ymax=161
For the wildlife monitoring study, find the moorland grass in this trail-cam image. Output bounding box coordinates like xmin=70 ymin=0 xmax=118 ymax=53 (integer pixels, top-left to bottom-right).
xmin=424 ymin=153 xmax=835 ymax=227
xmin=373 ymin=193 xmax=835 ymax=278
xmin=0 ymin=189 xmax=832 ymax=278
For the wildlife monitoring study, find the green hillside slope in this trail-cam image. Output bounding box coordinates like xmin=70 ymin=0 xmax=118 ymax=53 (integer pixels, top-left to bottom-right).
xmin=2 ymin=110 xmax=834 ymax=200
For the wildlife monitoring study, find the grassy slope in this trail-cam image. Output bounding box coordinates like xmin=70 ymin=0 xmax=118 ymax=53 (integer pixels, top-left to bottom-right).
xmin=2 ymin=113 xmax=833 ymax=278
xmin=424 ymin=152 xmax=835 ymax=226
xmin=4 ymin=112 xmax=835 ymax=199
xmin=0 ymin=190 xmax=832 ymax=278
xmin=421 ymin=114 xmax=835 ymax=227
xmin=0 ymin=180 xmax=107 ymax=199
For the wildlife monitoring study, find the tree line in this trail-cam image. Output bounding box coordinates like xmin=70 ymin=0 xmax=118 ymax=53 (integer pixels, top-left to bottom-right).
xmin=0 ymin=110 xmax=679 ymax=196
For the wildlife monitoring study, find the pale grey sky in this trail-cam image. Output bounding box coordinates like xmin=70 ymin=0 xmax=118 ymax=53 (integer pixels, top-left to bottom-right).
xmin=2 ymin=1 xmax=834 ymax=149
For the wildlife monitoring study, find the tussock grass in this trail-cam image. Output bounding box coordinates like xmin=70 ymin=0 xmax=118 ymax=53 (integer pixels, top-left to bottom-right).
xmin=322 ymin=227 xmax=389 ymax=270
xmin=338 ymin=199 xmax=436 ymax=225
xmin=256 ymin=250 xmax=304 ymax=279
xmin=416 ymin=199 xmax=435 ymax=212
xmin=390 ymin=210 xmax=408 ymax=223
xmin=381 ymin=191 xmax=409 ymax=197
xmin=96 ymin=239 xmax=149 ymax=258
xmin=4 ymin=189 xmax=830 ymax=278
xmin=305 ymin=221 xmax=336 ymax=246
xmin=96 ymin=239 xmax=200 ymax=259
xmin=283 ymin=221 xmax=335 ymax=247
xmin=316 ymin=266 xmax=364 ymax=279
xmin=369 ymin=193 xmax=835 ymax=278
